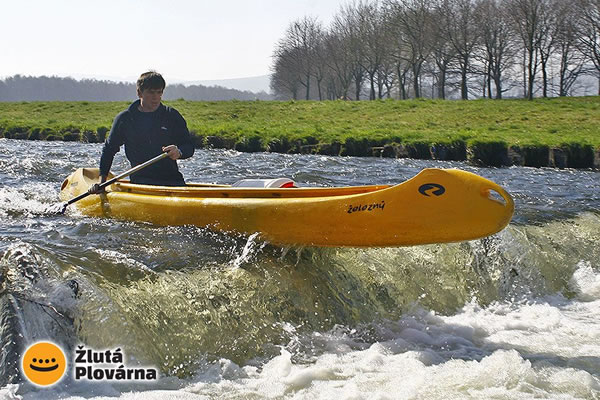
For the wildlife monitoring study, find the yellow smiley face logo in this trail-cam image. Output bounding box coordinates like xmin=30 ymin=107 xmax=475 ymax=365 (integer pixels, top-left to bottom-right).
xmin=22 ymin=342 xmax=67 ymax=386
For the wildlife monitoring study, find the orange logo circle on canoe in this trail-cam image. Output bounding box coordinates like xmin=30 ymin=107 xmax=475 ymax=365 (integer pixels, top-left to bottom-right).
xmin=22 ymin=342 xmax=67 ymax=386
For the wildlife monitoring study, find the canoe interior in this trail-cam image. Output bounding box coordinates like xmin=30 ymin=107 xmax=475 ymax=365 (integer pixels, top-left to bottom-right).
xmin=74 ymin=167 xmax=391 ymax=199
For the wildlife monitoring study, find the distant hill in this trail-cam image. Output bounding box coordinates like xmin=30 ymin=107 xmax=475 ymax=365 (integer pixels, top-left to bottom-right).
xmin=185 ymin=75 xmax=272 ymax=94
xmin=0 ymin=75 xmax=272 ymax=102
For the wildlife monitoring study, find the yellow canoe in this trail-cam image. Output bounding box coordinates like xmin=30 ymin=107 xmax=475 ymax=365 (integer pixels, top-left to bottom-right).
xmin=60 ymin=168 xmax=514 ymax=247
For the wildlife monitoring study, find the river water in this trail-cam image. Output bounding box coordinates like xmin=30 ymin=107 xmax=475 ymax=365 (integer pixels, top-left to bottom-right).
xmin=0 ymin=138 xmax=599 ymax=399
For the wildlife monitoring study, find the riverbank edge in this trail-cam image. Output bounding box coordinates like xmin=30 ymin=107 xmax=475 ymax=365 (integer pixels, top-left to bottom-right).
xmin=2 ymin=129 xmax=599 ymax=169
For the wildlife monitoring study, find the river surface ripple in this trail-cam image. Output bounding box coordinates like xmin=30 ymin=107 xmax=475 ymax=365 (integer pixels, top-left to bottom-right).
xmin=0 ymin=138 xmax=599 ymax=399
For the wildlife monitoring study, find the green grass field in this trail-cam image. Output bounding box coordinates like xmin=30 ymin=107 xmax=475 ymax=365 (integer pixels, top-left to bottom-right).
xmin=1 ymin=97 xmax=598 ymax=166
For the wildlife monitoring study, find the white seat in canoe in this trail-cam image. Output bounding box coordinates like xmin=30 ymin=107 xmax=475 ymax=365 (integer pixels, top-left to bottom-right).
xmin=232 ymin=178 xmax=297 ymax=188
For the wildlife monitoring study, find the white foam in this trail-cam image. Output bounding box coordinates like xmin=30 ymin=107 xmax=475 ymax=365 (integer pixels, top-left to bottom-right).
xmin=0 ymin=384 xmax=20 ymax=400
xmin=569 ymin=261 xmax=600 ymax=301
xmin=8 ymin=262 xmax=600 ymax=400
xmin=93 ymin=249 xmax=154 ymax=273
xmin=0 ymin=185 xmax=56 ymax=216
xmin=22 ymin=290 xmax=598 ymax=399
xmin=182 ymin=278 xmax=600 ymax=399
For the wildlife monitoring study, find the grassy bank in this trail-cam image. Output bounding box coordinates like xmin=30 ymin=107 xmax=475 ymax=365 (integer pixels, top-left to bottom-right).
xmin=1 ymin=97 xmax=599 ymax=168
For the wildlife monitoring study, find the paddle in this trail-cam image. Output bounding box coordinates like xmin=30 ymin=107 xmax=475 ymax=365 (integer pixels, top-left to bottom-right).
xmin=53 ymin=152 xmax=169 ymax=214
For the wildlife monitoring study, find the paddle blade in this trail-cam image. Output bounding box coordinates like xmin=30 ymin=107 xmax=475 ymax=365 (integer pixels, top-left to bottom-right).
xmin=46 ymin=202 xmax=68 ymax=215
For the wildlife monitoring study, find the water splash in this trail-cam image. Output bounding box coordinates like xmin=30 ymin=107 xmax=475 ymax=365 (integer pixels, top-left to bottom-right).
xmin=0 ymin=242 xmax=81 ymax=388
xmin=230 ymin=232 xmax=267 ymax=269
xmin=0 ymin=185 xmax=59 ymax=218
xmin=569 ymin=261 xmax=600 ymax=301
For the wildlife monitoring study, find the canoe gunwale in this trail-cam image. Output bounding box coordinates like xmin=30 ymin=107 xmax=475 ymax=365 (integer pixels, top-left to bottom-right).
xmin=110 ymin=182 xmax=393 ymax=199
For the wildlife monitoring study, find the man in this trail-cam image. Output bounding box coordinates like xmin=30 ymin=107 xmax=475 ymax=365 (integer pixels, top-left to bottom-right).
xmin=92 ymin=71 xmax=194 ymax=191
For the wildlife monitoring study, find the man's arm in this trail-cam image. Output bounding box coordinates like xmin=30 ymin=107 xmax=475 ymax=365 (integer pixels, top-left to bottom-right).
xmin=171 ymin=109 xmax=194 ymax=159
xmin=99 ymin=112 xmax=127 ymax=177
xmin=90 ymin=113 xmax=126 ymax=194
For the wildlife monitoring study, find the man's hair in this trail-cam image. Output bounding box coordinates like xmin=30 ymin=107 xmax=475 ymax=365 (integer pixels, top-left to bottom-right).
xmin=137 ymin=71 xmax=166 ymax=92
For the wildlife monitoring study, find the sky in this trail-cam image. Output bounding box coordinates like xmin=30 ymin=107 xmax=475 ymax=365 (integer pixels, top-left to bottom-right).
xmin=0 ymin=0 xmax=348 ymax=83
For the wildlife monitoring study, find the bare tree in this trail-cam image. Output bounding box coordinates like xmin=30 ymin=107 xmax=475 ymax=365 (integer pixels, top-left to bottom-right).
xmin=553 ymin=1 xmax=588 ymax=96
xmin=378 ymin=54 xmax=398 ymax=98
xmin=376 ymin=7 xmax=398 ymax=98
xmin=385 ymin=2 xmax=411 ymax=99
xmin=441 ymin=0 xmax=481 ymax=99
xmin=354 ymin=1 xmax=387 ymax=100
xmin=476 ymin=0 xmax=518 ymax=98
xmin=536 ymin=0 xmax=559 ymax=97
xmin=270 ymin=0 xmax=595 ymax=100
xmin=386 ymin=0 xmax=434 ymax=98
xmin=312 ymin=31 xmax=328 ymax=101
xmin=270 ymin=48 xmax=302 ymax=99
xmin=509 ymin=0 xmax=547 ymax=99
xmin=273 ymin=17 xmax=323 ymax=100
xmin=323 ymin=30 xmax=354 ymax=99
xmin=333 ymin=4 xmax=367 ymax=100
xmin=577 ymin=0 xmax=600 ymax=94
xmin=430 ymin=2 xmax=457 ymax=99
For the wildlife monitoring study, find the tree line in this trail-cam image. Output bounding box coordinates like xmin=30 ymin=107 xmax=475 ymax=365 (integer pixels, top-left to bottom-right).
xmin=270 ymin=0 xmax=600 ymax=100
xmin=0 ymin=75 xmax=272 ymax=102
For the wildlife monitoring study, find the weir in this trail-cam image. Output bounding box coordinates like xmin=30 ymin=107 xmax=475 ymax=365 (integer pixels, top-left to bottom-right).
xmin=2 ymin=213 xmax=595 ymax=380
xmin=0 ymin=244 xmax=80 ymax=387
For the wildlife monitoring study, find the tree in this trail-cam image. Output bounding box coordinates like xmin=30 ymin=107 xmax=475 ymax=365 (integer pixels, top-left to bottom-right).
xmin=377 ymin=54 xmax=398 ymax=98
xmin=324 ymin=26 xmax=355 ymax=99
xmin=333 ymin=3 xmax=367 ymax=100
xmin=554 ymin=1 xmax=588 ymax=96
xmin=387 ymin=0 xmax=434 ymax=98
xmin=354 ymin=1 xmax=387 ymax=100
xmin=269 ymin=0 xmax=593 ymax=100
xmin=270 ymin=48 xmax=302 ymax=100
xmin=509 ymin=0 xmax=546 ymax=99
xmin=577 ymin=0 xmax=600 ymax=94
xmin=312 ymin=30 xmax=328 ymax=100
xmin=476 ymin=0 xmax=518 ymax=98
xmin=536 ymin=0 xmax=559 ymax=97
xmin=273 ymin=17 xmax=323 ymax=100
xmin=430 ymin=2 xmax=457 ymax=99
xmin=441 ymin=0 xmax=481 ymax=100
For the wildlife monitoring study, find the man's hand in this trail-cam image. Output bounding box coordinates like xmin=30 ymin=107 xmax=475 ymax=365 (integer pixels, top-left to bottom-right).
xmin=87 ymin=176 xmax=107 ymax=194
xmin=88 ymin=183 xmax=104 ymax=194
xmin=162 ymin=145 xmax=182 ymax=160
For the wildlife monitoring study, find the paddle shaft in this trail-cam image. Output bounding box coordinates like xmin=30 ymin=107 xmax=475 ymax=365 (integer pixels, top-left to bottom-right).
xmin=64 ymin=152 xmax=169 ymax=207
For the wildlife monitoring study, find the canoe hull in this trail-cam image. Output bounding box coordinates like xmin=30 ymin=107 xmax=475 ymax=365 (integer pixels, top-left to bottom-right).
xmin=60 ymin=168 xmax=514 ymax=247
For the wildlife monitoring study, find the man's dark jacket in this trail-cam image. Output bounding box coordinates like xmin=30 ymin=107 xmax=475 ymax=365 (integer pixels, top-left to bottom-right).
xmin=99 ymin=100 xmax=194 ymax=185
